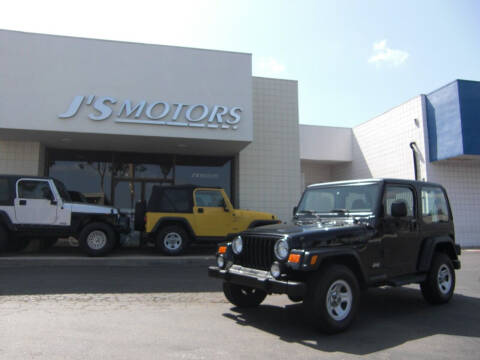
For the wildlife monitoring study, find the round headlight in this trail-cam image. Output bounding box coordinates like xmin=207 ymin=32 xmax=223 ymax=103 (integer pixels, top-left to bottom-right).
xmin=274 ymin=238 xmax=289 ymax=260
xmin=216 ymin=255 xmax=225 ymax=268
xmin=232 ymin=236 xmax=243 ymax=255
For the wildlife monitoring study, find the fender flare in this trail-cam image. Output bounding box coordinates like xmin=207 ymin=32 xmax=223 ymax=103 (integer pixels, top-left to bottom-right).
xmin=307 ymin=248 xmax=368 ymax=286
xmin=418 ymin=236 xmax=458 ymax=272
xmin=151 ymin=217 xmax=196 ymax=240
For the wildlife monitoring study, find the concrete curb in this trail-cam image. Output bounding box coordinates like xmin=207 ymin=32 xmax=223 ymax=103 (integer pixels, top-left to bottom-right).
xmin=0 ymin=255 xmax=216 ymax=268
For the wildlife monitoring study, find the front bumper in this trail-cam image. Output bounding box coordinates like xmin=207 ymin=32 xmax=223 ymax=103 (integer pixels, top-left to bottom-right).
xmin=208 ymin=265 xmax=306 ymax=297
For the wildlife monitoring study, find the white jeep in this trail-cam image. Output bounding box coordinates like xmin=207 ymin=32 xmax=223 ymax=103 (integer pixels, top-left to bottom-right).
xmin=0 ymin=175 xmax=130 ymax=256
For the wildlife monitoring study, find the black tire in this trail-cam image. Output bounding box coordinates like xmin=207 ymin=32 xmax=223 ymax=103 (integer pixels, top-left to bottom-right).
xmin=420 ymin=252 xmax=455 ymax=304
xmin=287 ymin=294 xmax=303 ymax=302
xmin=0 ymin=225 xmax=9 ymax=252
xmin=134 ymin=201 xmax=146 ymax=231
xmin=155 ymin=225 xmax=190 ymax=256
xmin=23 ymin=238 xmax=43 ymax=253
xmin=7 ymin=237 xmax=30 ymax=252
xmin=304 ymin=265 xmax=360 ymax=334
xmin=223 ymin=282 xmax=267 ymax=308
xmin=79 ymin=222 xmax=116 ymax=257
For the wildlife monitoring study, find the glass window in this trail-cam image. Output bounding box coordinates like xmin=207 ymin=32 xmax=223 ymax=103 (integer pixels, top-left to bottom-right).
xmin=175 ymin=157 xmax=232 ymax=199
xmin=114 ymin=181 xmax=142 ymax=214
xmin=297 ymin=183 xmax=380 ymax=214
xmin=421 ymin=187 xmax=449 ymax=223
xmin=17 ymin=180 xmax=53 ymax=200
xmin=47 ymin=149 xmax=234 ymax=208
xmin=195 ymin=190 xmax=225 ymax=207
xmin=48 ymin=150 xmax=113 ymax=205
xmin=0 ymin=178 xmax=9 ymax=203
xmin=384 ymin=185 xmax=414 ymax=217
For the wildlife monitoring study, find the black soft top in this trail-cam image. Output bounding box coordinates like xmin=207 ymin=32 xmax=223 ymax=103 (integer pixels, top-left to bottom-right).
xmin=147 ymin=185 xmax=199 ymax=213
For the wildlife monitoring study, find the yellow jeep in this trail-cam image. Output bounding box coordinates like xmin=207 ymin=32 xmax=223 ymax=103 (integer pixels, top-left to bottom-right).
xmin=135 ymin=185 xmax=280 ymax=255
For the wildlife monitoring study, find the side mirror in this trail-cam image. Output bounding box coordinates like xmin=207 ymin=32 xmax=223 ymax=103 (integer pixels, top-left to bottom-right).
xmin=293 ymin=206 xmax=298 ymax=216
xmin=391 ymin=201 xmax=407 ymax=217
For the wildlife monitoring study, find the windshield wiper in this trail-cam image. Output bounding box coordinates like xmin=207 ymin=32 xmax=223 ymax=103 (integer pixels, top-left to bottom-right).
xmin=330 ymin=209 xmax=349 ymax=214
xmin=298 ymin=210 xmax=316 ymax=214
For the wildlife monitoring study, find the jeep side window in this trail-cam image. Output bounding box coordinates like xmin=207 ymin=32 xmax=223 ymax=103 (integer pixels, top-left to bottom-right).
xmin=421 ymin=187 xmax=449 ymax=223
xmin=383 ymin=185 xmax=414 ymax=217
xmin=195 ymin=190 xmax=225 ymax=207
xmin=17 ymin=180 xmax=54 ymax=200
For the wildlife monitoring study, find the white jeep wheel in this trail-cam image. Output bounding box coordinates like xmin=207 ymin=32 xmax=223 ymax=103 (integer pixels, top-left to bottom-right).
xmin=86 ymin=230 xmax=108 ymax=250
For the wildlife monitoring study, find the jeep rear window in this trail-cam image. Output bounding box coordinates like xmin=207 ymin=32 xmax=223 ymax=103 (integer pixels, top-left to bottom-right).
xmin=421 ymin=186 xmax=449 ymax=223
xmin=298 ymin=183 xmax=380 ymax=214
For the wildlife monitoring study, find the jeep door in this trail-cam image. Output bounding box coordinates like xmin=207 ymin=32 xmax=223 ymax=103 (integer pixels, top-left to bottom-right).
xmin=381 ymin=184 xmax=420 ymax=277
xmin=14 ymin=179 xmax=58 ymax=224
xmin=193 ymin=189 xmax=233 ymax=237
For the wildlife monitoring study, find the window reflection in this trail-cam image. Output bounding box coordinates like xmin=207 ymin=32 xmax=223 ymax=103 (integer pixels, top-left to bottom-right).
xmin=48 ymin=150 xmax=233 ymax=209
xmin=175 ymin=159 xmax=231 ymax=198
xmin=49 ymin=160 xmax=112 ymax=205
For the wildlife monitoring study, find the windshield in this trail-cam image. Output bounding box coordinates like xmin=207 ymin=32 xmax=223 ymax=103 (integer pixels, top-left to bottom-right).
xmin=53 ymin=179 xmax=72 ymax=202
xmin=297 ymin=182 xmax=380 ymax=214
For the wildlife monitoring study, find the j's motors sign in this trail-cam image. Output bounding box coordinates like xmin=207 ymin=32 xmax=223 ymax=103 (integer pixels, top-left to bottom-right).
xmin=59 ymin=95 xmax=243 ymax=130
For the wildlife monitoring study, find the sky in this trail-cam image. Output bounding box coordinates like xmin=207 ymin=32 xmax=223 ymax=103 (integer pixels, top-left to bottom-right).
xmin=1 ymin=0 xmax=479 ymax=128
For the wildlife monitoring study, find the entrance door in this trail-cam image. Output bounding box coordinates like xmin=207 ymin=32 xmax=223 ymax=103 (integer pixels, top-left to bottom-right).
xmin=193 ymin=189 xmax=233 ymax=237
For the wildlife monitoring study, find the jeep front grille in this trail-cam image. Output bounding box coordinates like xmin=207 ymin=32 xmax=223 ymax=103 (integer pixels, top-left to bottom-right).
xmin=236 ymin=235 xmax=281 ymax=270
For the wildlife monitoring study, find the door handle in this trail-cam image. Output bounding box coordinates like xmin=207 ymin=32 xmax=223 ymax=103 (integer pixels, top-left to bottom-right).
xmin=198 ymin=208 xmax=204 ymax=213
xmin=19 ymin=199 xmax=27 ymax=206
xmin=409 ymin=219 xmax=417 ymax=231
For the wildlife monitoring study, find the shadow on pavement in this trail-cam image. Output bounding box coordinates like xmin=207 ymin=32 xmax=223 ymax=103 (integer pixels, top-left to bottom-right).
xmin=223 ymin=287 xmax=480 ymax=355
xmin=0 ymin=242 xmax=217 ymax=257
xmin=0 ymin=263 xmax=221 ymax=295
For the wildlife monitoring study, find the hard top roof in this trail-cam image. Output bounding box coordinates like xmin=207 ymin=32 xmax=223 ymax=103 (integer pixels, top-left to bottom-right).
xmin=307 ymin=178 xmax=445 ymax=189
xmin=0 ymin=174 xmax=52 ymax=181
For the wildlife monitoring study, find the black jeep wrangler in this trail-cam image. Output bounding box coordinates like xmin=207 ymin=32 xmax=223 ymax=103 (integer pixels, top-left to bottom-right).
xmin=208 ymin=179 xmax=461 ymax=333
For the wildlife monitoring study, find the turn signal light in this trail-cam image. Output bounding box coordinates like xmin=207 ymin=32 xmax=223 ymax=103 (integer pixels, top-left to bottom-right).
xmin=288 ymin=253 xmax=301 ymax=263
xmin=218 ymin=246 xmax=227 ymax=254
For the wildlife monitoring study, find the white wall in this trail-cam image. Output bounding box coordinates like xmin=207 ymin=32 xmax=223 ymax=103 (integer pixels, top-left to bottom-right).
xmin=332 ymin=96 xmax=427 ymax=181
xmin=238 ymin=77 xmax=301 ymax=221
xmin=0 ymin=30 xmax=253 ymax=154
xmin=0 ymin=141 xmax=44 ymax=175
xmin=300 ymin=161 xmax=332 ymax=189
xmin=300 ymin=125 xmax=352 ymax=162
xmin=426 ymin=160 xmax=480 ymax=247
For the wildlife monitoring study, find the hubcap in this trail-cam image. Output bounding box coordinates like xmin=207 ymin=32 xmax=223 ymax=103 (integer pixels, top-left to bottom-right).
xmin=437 ymin=264 xmax=452 ymax=294
xmin=326 ymin=279 xmax=353 ymax=321
xmin=164 ymin=232 xmax=183 ymax=250
xmin=86 ymin=230 xmax=108 ymax=250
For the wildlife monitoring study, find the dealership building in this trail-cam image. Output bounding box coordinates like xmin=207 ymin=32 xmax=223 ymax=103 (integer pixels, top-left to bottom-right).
xmin=1 ymin=30 xmax=479 ymax=247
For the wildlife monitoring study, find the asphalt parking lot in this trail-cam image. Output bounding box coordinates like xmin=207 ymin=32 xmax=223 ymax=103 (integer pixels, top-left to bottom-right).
xmin=0 ymin=250 xmax=479 ymax=360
